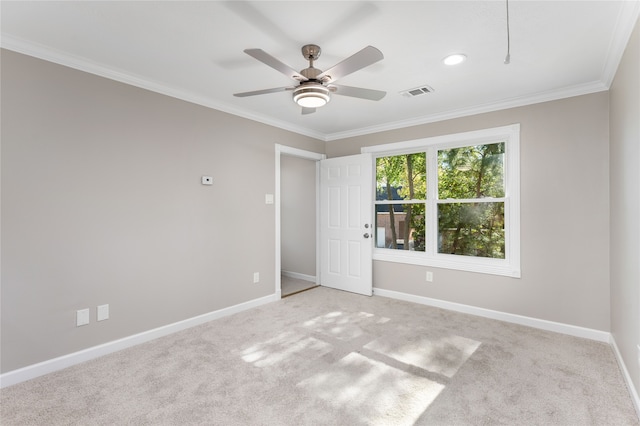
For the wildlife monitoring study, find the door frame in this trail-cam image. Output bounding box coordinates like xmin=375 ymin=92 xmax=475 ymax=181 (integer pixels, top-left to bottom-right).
xmin=275 ymin=144 xmax=326 ymax=299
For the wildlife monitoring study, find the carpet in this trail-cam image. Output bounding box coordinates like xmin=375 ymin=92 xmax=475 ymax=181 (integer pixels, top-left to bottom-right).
xmin=1 ymin=287 xmax=638 ymax=425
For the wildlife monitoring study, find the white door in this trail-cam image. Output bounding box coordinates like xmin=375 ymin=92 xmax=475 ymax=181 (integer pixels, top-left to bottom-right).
xmin=320 ymin=154 xmax=373 ymax=296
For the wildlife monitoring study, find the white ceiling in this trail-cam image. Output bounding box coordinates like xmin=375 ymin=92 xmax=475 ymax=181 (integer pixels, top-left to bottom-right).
xmin=1 ymin=1 xmax=638 ymax=141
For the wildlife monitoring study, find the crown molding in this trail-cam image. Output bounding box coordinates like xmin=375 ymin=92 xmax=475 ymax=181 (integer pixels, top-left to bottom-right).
xmin=601 ymin=0 xmax=640 ymax=88
xmin=3 ymin=0 xmax=638 ymax=145
xmin=0 ymin=34 xmax=327 ymax=142
xmin=325 ymin=80 xmax=608 ymax=141
xmin=326 ymin=0 xmax=633 ymax=142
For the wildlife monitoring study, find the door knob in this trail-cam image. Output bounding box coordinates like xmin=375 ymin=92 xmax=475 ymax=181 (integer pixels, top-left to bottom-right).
xmin=364 ymin=224 xmax=369 ymax=228
xmin=363 ymin=233 xmax=370 ymax=238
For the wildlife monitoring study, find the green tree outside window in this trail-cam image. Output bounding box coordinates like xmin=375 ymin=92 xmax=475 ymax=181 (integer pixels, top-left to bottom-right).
xmin=375 ymin=142 xmax=505 ymax=259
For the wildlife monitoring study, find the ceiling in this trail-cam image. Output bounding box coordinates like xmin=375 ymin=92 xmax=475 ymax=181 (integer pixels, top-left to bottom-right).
xmin=1 ymin=1 xmax=638 ymax=141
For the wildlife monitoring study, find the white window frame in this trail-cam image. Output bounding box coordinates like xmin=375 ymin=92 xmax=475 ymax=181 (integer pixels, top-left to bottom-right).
xmin=362 ymin=124 xmax=520 ymax=278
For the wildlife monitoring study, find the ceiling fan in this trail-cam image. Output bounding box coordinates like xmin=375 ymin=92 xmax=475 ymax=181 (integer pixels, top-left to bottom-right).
xmin=233 ymin=44 xmax=386 ymax=114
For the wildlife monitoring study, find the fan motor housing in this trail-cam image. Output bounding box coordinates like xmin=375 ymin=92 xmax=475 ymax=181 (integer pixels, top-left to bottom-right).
xmin=301 ymin=67 xmax=322 ymax=80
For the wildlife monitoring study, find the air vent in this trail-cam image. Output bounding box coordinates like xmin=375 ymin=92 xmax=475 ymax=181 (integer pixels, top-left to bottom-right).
xmin=400 ymin=85 xmax=435 ymax=98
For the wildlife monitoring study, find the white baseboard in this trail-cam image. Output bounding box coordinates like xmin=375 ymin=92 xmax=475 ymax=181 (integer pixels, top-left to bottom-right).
xmin=374 ymin=287 xmax=639 ymax=421
xmin=610 ymin=335 xmax=640 ymax=420
xmin=0 ymin=293 xmax=278 ymax=389
xmin=372 ymin=288 xmax=611 ymax=342
xmin=281 ymin=270 xmax=316 ymax=283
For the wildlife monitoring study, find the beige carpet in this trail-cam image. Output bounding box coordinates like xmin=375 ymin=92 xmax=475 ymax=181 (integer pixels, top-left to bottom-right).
xmin=1 ymin=287 xmax=638 ymax=425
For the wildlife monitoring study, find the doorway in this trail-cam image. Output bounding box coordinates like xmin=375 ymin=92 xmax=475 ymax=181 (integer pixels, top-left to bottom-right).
xmin=275 ymin=145 xmax=325 ymax=298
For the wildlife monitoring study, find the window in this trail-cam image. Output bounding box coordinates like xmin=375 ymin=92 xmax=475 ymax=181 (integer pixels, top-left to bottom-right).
xmin=375 ymin=153 xmax=426 ymax=251
xmin=363 ymin=125 xmax=520 ymax=277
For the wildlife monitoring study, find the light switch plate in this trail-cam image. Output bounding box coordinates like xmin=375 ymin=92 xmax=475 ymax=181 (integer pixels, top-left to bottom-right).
xmin=265 ymin=194 xmax=274 ymax=204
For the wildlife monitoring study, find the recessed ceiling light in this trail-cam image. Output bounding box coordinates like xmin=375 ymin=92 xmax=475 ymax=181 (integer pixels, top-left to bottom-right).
xmin=443 ymin=54 xmax=467 ymax=66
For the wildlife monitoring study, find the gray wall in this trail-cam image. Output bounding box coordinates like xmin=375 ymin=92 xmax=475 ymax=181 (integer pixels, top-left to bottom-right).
xmin=0 ymin=50 xmax=324 ymax=372
xmin=1 ymin=35 xmax=635 ymax=382
xmin=610 ymin=17 xmax=640 ymax=395
xmin=281 ymin=155 xmax=317 ymax=277
xmin=326 ymin=92 xmax=611 ymax=331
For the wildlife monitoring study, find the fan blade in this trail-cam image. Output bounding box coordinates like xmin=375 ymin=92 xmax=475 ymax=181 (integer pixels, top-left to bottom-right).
xmin=234 ymin=86 xmax=295 ymax=97
xmin=330 ymin=84 xmax=386 ymax=101
xmin=244 ymin=49 xmax=308 ymax=81
xmin=301 ymin=107 xmax=316 ymax=115
xmin=317 ymin=46 xmax=384 ymax=84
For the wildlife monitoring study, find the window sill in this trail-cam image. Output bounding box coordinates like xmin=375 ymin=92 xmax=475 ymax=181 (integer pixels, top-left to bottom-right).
xmin=373 ymin=250 xmax=521 ymax=278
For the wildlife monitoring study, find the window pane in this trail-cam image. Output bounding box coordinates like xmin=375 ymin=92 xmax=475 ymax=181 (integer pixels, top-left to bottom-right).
xmin=376 ymin=153 xmax=426 ymax=201
xmin=375 ymin=204 xmax=425 ymax=251
xmin=438 ymin=202 xmax=505 ymax=258
xmin=438 ymin=143 xmax=505 ymax=199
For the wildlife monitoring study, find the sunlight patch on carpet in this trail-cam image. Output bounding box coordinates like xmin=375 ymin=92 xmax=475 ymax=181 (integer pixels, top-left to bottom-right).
xmin=364 ymin=334 xmax=481 ymax=378
xmin=240 ymin=331 xmax=332 ymax=367
xmin=297 ymin=352 xmax=444 ymax=425
xmin=302 ymin=311 xmax=390 ymax=341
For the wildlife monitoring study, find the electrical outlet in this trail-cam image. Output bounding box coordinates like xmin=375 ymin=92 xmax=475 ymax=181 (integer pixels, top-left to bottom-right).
xmin=426 ymin=271 xmax=433 ymax=282
xmin=253 ymin=272 xmax=260 ymax=283
xmin=76 ymin=309 xmax=90 ymax=327
xmin=97 ymin=304 xmax=109 ymax=321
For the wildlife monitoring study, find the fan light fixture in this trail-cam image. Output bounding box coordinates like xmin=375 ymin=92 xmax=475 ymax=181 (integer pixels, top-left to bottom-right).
xmin=443 ymin=54 xmax=467 ymax=66
xmin=234 ymin=44 xmax=386 ymax=113
xmin=293 ymin=83 xmax=330 ymax=108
